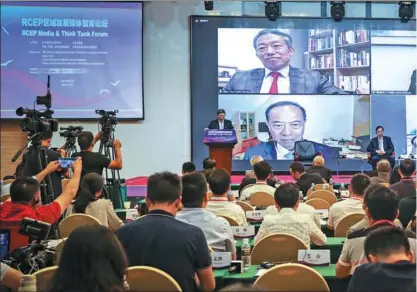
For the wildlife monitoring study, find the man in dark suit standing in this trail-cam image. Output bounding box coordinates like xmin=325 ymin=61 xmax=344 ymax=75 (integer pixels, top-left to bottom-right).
xmin=290 ymin=161 xmax=323 ymax=197
xmin=207 ymin=109 xmax=234 ymax=130
xmin=223 ymin=29 xmax=349 ymax=95
xmin=367 ymin=126 xmax=395 ymax=170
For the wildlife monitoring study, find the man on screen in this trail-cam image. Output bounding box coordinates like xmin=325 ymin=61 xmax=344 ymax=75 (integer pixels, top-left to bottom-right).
xmin=366 ymin=126 xmax=395 ymax=170
xmin=223 ymin=29 xmax=345 ymax=94
xmin=243 ymin=101 xmax=332 ymax=160
xmin=207 ymin=109 xmax=234 ymax=130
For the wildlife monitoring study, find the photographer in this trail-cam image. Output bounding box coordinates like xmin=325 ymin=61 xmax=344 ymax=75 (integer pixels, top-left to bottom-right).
xmin=0 ymin=158 xmax=82 ymax=253
xmin=72 ymin=131 xmax=122 ymax=178
xmin=21 ymin=131 xmax=69 ymax=198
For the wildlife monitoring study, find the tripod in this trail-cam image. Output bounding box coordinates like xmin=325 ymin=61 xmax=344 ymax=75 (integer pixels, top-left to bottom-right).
xmin=63 ymin=138 xmax=78 ymax=158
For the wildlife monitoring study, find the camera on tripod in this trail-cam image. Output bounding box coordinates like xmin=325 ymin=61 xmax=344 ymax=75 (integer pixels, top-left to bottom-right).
xmin=59 ymin=126 xmax=83 ymax=140
xmin=96 ymin=109 xmax=118 ymax=131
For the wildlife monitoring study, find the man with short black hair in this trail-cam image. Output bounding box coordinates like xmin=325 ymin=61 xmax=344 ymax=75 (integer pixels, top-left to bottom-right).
xmin=117 ymin=172 xmax=215 ymax=292
xmin=72 ymin=131 xmax=122 ymax=178
xmin=176 ymin=172 xmax=236 ymax=259
xmin=290 ymin=161 xmax=323 ymax=196
xmin=206 ymin=169 xmax=247 ymax=226
xmin=255 ymin=183 xmax=326 ymax=247
xmin=336 ymin=186 xmax=416 ymax=278
xmin=327 ymin=174 xmax=370 ymax=230
xmin=367 ymin=126 xmax=395 ymax=170
xmin=347 ymin=227 xmax=416 ymax=292
xmin=390 ymin=158 xmax=416 ymax=201
xmin=240 ymin=161 xmax=276 ymax=201
xmin=181 ymin=161 xmax=196 ymax=175
xmin=207 ymin=109 xmax=234 ymax=130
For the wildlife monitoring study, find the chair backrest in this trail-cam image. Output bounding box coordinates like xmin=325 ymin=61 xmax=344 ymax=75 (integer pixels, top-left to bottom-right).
xmin=32 ymin=266 xmax=58 ymax=292
xmin=59 ymin=214 xmax=102 ymax=238
xmin=236 ymin=200 xmax=255 ymax=212
xmin=217 ymin=214 xmax=240 ymax=226
xmin=249 ymin=192 xmax=275 ymax=207
xmin=208 ymin=246 xmax=214 ymax=253
xmin=295 ymin=141 xmax=316 ymax=161
xmin=55 ymin=239 xmax=66 ymax=265
xmin=241 ymin=183 xmax=255 ymax=193
xmin=126 ymin=266 xmax=181 ymax=292
xmin=0 ymin=194 xmax=10 ymax=203
xmin=251 ymin=233 xmax=308 ymax=264
xmin=334 ymin=213 xmax=365 ymax=237
xmin=306 ymin=184 xmax=334 ymax=197
xmin=254 ymin=263 xmax=330 ymax=291
xmin=307 ymin=190 xmax=338 ymax=206
xmin=305 ymin=198 xmax=331 ymax=210
xmin=2 ymin=179 xmax=14 ymax=185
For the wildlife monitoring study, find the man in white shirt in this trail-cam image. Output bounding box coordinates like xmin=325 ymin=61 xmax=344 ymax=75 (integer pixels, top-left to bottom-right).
xmin=255 ymin=183 xmax=327 ymax=248
xmin=176 ymin=172 xmax=236 ymax=259
xmin=240 ymin=161 xmax=276 ymax=201
xmin=206 ymin=169 xmax=247 ymax=226
xmin=207 ymin=109 xmax=234 ymax=130
xmin=327 ymin=173 xmax=370 ymax=230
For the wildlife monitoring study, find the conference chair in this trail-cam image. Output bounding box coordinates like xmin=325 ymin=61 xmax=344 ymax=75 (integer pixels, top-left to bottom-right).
xmin=54 ymin=239 xmax=66 ymax=265
xmin=307 ymin=190 xmax=338 ymax=206
xmin=306 ymin=184 xmax=334 ymax=197
xmin=208 ymin=246 xmax=214 ymax=253
xmin=0 ymin=194 xmax=10 ymax=203
xmin=236 ymin=200 xmax=255 ymax=212
xmin=2 ymin=179 xmax=14 ymax=185
xmin=32 ymin=266 xmax=58 ymax=292
xmin=334 ymin=213 xmax=365 ymax=237
xmin=305 ymin=198 xmax=331 ymax=210
xmin=59 ymin=214 xmax=101 ymax=238
xmin=240 ymin=183 xmax=255 ymax=194
xmin=251 ymin=233 xmax=308 ymax=265
xmin=126 ymin=266 xmax=181 ymax=292
xmin=249 ymin=192 xmax=275 ymax=208
xmin=217 ymin=214 xmax=240 ymax=226
xmin=294 ymin=141 xmax=321 ymax=166
xmin=254 ymin=263 xmax=330 ymax=292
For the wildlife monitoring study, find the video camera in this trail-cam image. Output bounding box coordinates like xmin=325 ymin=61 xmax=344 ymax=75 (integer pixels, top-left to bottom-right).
xmin=96 ymin=109 xmax=118 ymax=135
xmin=59 ymin=126 xmax=83 ymax=138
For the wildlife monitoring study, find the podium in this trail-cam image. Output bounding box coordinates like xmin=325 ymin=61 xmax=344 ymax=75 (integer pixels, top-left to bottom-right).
xmin=203 ymin=129 xmax=237 ymax=173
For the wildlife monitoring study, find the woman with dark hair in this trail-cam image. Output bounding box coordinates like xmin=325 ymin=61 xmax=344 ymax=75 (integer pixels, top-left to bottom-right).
xmin=66 ymin=173 xmax=123 ymax=231
xmin=48 ymin=225 xmax=128 ymax=292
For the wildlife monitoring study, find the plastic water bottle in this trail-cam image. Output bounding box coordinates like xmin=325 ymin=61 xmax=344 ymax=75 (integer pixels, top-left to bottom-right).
xmin=329 ymin=178 xmax=333 ymax=186
xmin=299 ymin=191 xmax=304 ymax=201
xmin=241 ymin=238 xmax=251 ymax=267
xmin=340 ymin=183 xmax=345 ymax=191
xmin=311 ymin=183 xmax=315 ymax=192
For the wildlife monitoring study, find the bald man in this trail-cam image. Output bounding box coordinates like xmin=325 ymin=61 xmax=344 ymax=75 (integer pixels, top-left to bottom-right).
xmin=306 ymin=156 xmax=332 ymax=183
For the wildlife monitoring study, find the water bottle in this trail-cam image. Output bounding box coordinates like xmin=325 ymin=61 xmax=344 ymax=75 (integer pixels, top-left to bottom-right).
xmin=311 ymin=183 xmax=315 ymax=192
xmin=299 ymin=191 xmax=304 ymax=200
xmin=241 ymin=238 xmax=251 ymax=267
xmin=329 ymin=178 xmax=333 ymax=186
xmin=340 ymin=183 xmax=345 ymax=191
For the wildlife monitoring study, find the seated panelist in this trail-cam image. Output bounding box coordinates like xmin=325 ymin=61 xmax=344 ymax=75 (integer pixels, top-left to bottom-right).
xmin=367 ymin=126 xmax=395 ymax=170
xmin=207 ymin=109 xmax=234 ymax=130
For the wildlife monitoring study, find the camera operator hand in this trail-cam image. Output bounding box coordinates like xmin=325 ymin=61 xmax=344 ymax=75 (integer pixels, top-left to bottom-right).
xmin=71 ymin=156 xmax=82 ymax=174
xmin=113 ymin=139 xmax=122 ymax=149
xmin=55 ymin=157 xmax=82 ymax=215
xmin=107 ymin=139 xmax=123 ymax=170
xmin=34 ymin=161 xmax=60 ymax=182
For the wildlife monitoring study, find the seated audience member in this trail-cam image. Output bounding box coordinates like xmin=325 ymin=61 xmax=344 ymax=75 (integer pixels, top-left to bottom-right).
xmin=390 ymin=165 xmax=401 ymax=185
xmin=203 ymin=167 xmax=235 ymax=202
xmin=116 ymin=172 xmax=215 ymax=292
xmin=0 ymin=263 xmax=23 ymax=290
xmin=244 ymin=155 xmax=264 ymax=178
xmin=0 ymin=159 xmax=82 ymax=252
xmin=66 ymin=173 xmax=123 ymax=231
xmin=176 ymin=172 xmax=236 ymax=258
xmin=203 ymin=157 xmax=216 ymax=170
xmin=327 ymin=174 xmax=370 ymax=230
xmin=347 ymin=227 xmax=416 ymax=292
xmin=255 ymin=183 xmax=327 ymax=248
xmin=290 ymin=162 xmax=323 ymax=196
xmin=398 ymin=193 xmax=417 ymax=228
xmin=306 ymin=156 xmax=332 ymax=183
xmin=48 ymin=226 xmax=128 ymax=292
xmin=240 ymin=161 xmax=276 ymax=201
xmin=182 ymin=161 xmax=196 ymax=175
xmin=369 ymin=159 xmax=391 ymax=185
xmin=336 ymin=186 xmax=416 ymax=278
xmin=390 ymin=159 xmax=416 ymax=200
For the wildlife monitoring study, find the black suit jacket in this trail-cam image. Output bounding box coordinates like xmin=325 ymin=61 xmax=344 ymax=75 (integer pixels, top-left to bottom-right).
xmin=367 ymin=136 xmax=395 ymax=156
xmin=306 ymin=166 xmax=332 ymax=183
xmin=296 ymin=173 xmax=324 ymax=196
xmin=207 ymin=119 xmax=234 ymax=130
xmin=390 ymin=179 xmax=416 ymax=201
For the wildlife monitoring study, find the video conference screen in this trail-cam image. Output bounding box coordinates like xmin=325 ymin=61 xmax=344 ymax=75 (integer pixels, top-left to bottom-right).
xmin=191 ymin=16 xmax=416 ymax=171
xmin=1 ymin=2 xmax=143 ymax=119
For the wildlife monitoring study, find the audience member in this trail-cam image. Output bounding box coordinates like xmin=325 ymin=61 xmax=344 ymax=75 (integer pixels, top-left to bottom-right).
xmin=390 ymin=165 xmax=402 ymax=185
xmin=48 ymin=225 xmax=128 ymax=292
xmin=244 ymin=155 xmax=264 ymax=178
xmin=203 ymin=166 xmax=235 ymax=202
xmin=255 ymin=183 xmax=327 ymax=248
xmin=72 ymin=131 xmax=122 ymax=178
xmin=290 ymin=162 xmax=323 ymax=196
xmin=0 ymin=263 xmax=23 ymax=290
xmin=306 ymin=156 xmax=332 ymax=183
xmin=182 ymin=161 xmax=196 ymax=175
xmin=207 ymin=169 xmax=247 ymax=226
xmin=398 ymin=193 xmax=417 ymax=228
xmin=327 ymin=174 xmax=370 ymax=230
xmin=117 ymin=172 xmax=215 ymax=292
xmin=336 ymin=186 xmax=416 ymax=278
xmin=240 ymin=161 xmax=276 ymax=201
xmin=0 ymin=159 xmax=82 ymax=252
xmin=66 ymin=173 xmax=123 ymax=231
xmin=176 ymin=172 xmax=236 ymax=258
xmin=203 ymin=157 xmax=216 ymax=170
xmin=390 ymin=159 xmax=416 ymax=200
xmin=369 ymin=159 xmax=391 ymax=185
xmin=347 ymin=227 xmax=416 ymax=292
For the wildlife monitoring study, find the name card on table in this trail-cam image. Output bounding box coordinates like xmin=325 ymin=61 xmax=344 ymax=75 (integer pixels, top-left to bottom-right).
xmin=211 ymin=252 xmax=232 ymax=269
xmin=231 ymin=226 xmax=255 ymax=238
xmin=246 ymin=210 xmax=266 ymax=222
xmin=125 ymin=209 xmax=139 ymax=221
xmin=297 ymin=250 xmax=330 ymax=266
xmin=340 ymin=190 xmax=350 ymax=199
xmin=315 ymin=209 xmax=329 ymax=219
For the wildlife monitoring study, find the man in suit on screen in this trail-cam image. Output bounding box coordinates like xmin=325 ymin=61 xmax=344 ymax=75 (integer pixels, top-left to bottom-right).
xmin=223 ymin=29 xmax=345 ymax=95
xmin=207 ymin=109 xmax=234 ymax=130
xmin=367 ymin=126 xmax=395 ymax=170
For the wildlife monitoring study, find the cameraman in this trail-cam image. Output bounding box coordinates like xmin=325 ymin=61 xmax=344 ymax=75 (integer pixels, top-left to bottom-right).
xmin=0 ymin=159 xmax=82 ymax=253
xmin=72 ymin=131 xmax=122 ymax=178
xmin=22 ymin=131 xmax=69 ymax=198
